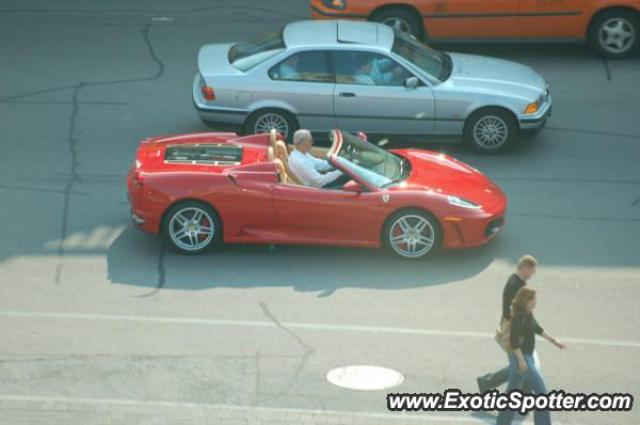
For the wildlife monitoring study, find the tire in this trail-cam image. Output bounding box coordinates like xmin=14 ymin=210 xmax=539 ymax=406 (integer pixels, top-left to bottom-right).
xmin=245 ymin=109 xmax=298 ymax=142
xmin=589 ymin=9 xmax=640 ymax=59
xmin=371 ymin=7 xmax=424 ymax=40
xmin=382 ymin=209 xmax=441 ymax=259
xmin=464 ymin=108 xmax=518 ymax=154
xmin=162 ymin=201 xmax=221 ymax=255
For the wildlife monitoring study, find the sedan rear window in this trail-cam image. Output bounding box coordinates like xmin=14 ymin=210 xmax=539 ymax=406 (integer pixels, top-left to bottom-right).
xmin=229 ymin=30 xmax=286 ymax=72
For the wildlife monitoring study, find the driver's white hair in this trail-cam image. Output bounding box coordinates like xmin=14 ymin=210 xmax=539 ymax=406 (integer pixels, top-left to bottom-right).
xmin=293 ymin=129 xmax=312 ymax=146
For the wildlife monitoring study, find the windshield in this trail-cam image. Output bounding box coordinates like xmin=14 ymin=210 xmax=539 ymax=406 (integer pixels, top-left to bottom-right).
xmin=333 ymin=132 xmax=408 ymax=189
xmin=228 ymin=29 xmax=286 ymax=71
xmin=391 ymin=30 xmax=451 ymax=81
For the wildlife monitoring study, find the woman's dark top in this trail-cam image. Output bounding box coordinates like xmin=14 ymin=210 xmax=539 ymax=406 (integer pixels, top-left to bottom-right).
xmin=510 ymin=311 xmax=544 ymax=355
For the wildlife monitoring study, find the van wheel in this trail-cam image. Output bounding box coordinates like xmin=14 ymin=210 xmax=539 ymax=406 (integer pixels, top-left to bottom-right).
xmin=371 ymin=8 xmax=424 ymax=39
xmin=589 ymin=10 xmax=640 ymax=58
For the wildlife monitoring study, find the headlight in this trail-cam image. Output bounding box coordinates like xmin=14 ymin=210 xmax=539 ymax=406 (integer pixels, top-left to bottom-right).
xmin=322 ymin=0 xmax=347 ymax=10
xmin=448 ymin=196 xmax=481 ymax=209
xmin=523 ymin=101 xmax=539 ymax=114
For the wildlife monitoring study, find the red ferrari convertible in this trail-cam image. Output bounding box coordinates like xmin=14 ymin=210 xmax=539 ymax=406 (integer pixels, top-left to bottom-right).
xmin=127 ymin=130 xmax=506 ymax=259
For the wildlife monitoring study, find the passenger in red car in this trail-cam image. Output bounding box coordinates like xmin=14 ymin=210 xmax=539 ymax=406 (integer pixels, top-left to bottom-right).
xmin=288 ymin=129 xmax=346 ymax=188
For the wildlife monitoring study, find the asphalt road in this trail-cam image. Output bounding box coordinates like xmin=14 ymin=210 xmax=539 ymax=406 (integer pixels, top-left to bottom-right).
xmin=0 ymin=1 xmax=639 ymax=424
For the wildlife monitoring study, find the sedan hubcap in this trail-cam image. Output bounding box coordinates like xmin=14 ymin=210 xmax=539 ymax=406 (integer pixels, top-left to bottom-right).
xmin=599 ymin=18 xmax=636 ymax=53
xmin=169 ymin=207 xmax=214 ymax=251
xmin=473 ymin=115 xmax=508 ymax=149
xmin=254 ymin=113 xmax=289 ymax=138
xmin=382 ymin=17 xmax=412 ymax=34
xmin=389 ymin=215 xmax=435 ymax=258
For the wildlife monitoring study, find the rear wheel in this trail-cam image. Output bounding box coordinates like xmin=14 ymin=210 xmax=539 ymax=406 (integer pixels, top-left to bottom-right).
xmin=245 ymin=109 xmax=298 ymax=142
xmin=163 ymin=201 xmax=221 ymax=254
xmin=464 ymin=108 xmax=518 ymax=154
xmin=371 ymin=7 xmax=424 ymax=39
xmin=589 ymin=10 xmax=640 ymax=59
xmin=383 ymin=209 xmax=441 ymax=259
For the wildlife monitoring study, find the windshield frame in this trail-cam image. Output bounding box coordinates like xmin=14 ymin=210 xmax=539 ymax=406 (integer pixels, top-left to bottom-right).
xmin=327 ymin=130 xmax=409 ymax=191
xmin=391 ymin=30 xmax=451 ymax=83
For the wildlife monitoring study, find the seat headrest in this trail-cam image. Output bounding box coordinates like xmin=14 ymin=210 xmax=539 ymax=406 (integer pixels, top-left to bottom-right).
xmin=274 ymin=140 xmax=288 ymax=160
xmin=267 ymin=146 xmax=274 ymax=162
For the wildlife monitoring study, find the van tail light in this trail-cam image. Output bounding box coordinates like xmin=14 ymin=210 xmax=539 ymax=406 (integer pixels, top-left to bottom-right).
xmin=201 ymin=86 xmax=215 ymax=100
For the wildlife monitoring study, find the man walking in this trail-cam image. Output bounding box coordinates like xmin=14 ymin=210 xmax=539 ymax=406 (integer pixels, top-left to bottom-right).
xmin=477 ymin=255 xmax=538 ymax=393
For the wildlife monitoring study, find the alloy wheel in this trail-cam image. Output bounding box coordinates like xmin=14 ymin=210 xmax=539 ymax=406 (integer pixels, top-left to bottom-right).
xmin=168 ymin=207 xmax=215 ymax=252
xmin=473 ymin=115 xmax=509 ymax=149
xmin=388 ymin=214 xmax=435 ymax=258
xmin=382 ymin=17 xmax=413 ymax=34
xmin=254 ymin=113 xmax=289 ymax=138
xmin=599 ymin=18 xmax=636 ymax=54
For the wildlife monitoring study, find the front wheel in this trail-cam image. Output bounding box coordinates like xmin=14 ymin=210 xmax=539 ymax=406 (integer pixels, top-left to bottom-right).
xmin=383 ymin=209 xmax=441 ymax=259
xmin=589 ymin=10 xmax=640 ymax=59
xmin=464 ymin=108 xmax=518 ymax=154
xmin=163 ymin=201 xmax=221 ymax=254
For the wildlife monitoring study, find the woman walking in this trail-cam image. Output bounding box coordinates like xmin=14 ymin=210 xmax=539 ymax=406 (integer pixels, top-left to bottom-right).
xmin=496 ymin=286 xmax=566 ymax=425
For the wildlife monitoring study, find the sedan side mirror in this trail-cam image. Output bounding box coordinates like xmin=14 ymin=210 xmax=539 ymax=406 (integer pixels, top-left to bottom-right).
xmin=404 ymin=76 xmax=419 ymax=90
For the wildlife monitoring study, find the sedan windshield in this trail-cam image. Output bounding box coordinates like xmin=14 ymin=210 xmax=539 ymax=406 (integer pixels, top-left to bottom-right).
xmin=333 ymin=132 xmax=408 ymax=189
xmin=228 ymin=29 xmax=286 ymax=71
xmin=391 ymin=30 xmax=451 ymax=81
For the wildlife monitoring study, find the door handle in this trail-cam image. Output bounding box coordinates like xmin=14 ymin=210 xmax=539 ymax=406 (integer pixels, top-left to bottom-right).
xmin=338 ymin=92 xmax=356 ymax=97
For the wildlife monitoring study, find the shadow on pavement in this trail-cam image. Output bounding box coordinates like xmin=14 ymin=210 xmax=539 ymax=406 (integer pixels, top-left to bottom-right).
xmin=106 ymin=223 xmax=498 ymax=294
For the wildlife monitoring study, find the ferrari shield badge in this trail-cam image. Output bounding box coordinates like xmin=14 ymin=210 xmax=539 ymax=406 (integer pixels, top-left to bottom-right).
xmin=382 ymin=194 xmax=390 ymax=204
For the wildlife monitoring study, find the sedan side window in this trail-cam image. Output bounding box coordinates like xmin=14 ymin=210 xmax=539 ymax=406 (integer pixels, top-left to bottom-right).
xmin=269 ymin=51 xmax=333 ymax=83
xmin=331 ymin=51 xmax=413 ymax=87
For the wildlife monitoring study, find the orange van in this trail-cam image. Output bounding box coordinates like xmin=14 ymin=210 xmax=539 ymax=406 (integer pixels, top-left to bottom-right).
xmin=310 ymin=0 xmax=640 ymax=58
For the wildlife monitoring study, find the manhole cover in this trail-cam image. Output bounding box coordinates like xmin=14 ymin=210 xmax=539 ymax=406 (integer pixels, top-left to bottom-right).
xmin=326 ymin=365 xmax=404 ymax=391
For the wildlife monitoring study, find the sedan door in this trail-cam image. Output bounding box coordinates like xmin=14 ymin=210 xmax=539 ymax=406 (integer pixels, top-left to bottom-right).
xmin=262 ymin=50 xmax=335 ymax=133
xmin=330 ymin=50 xmax=436 ymax=137
xmin=272 ymin=183 xmax=381 ymax=245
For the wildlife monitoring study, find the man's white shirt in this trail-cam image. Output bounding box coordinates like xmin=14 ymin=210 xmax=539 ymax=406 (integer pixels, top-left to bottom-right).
xmin=288 ymin=149 xmax=342 ymax=188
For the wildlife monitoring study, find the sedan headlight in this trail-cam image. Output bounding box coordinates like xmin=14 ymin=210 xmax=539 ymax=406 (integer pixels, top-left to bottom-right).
xmin=322 ymin=0 xmax=347 ymax=9
xmin=448 ymin=196 xmax=481 ymax=209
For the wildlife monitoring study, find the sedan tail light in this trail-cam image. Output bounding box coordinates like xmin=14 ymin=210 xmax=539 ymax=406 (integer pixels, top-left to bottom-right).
xmin=201 ymin=86 xmax=215 ymax=101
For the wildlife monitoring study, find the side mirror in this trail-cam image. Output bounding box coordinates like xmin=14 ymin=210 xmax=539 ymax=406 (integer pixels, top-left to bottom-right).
xmin=342 ymin=180 xmax=365 ymax=193
xmin=357 ymin=131 xmax=368 ymax=141
xmin=404 ymin=76 xmax=419 ymax=90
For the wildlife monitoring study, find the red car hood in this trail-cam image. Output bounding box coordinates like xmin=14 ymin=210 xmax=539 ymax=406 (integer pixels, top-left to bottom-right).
xmin=392 ymin=149 xmax=505 ymax=209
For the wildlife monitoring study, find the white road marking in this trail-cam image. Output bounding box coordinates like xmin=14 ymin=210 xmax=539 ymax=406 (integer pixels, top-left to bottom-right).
xmin=0 ymin=394 xmax=548 ymax=424
xmin=0 ymin=310 xmax=638 ymax=349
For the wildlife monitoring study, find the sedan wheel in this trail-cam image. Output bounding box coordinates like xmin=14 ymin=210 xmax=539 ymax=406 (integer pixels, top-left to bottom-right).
xmin=164 ymin=202 xmax=220 ymax=254
xmin=473 ymin=115 xmax=509 ymax=149
xmin=464 ymin=108 xmax=518 ymax=154
xmin=384 ymin=211 xmax=441 ymax=259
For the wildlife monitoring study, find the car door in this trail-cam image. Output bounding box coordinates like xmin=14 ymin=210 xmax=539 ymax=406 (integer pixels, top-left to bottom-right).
xmin=518 ymin=0 xmax=584 ymax=39
xmin=264 ymin=50 xmax=335 ymax=132
xmin=271 ymin=182 xmax=381 ymax=245
xmin=422 ymin=0 xmax=520 ymax=39
xmin=331 ymin=50 xmax=435 ymax=136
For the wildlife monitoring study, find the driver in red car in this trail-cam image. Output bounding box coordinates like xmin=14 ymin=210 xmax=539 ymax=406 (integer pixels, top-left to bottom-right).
xmin=288 ymin=129 xmax=350 ymax=189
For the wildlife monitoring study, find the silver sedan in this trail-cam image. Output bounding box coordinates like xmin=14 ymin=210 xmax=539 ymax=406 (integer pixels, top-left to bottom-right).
xmin=193 ymin=20 xmax=552 ymax=153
